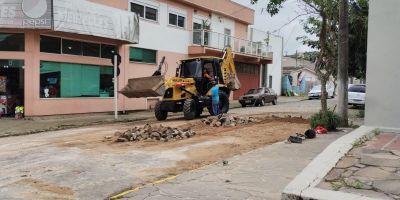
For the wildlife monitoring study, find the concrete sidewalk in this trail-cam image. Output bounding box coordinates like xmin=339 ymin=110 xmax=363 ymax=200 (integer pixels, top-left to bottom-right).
xmin=0 ymin=110 xmax=155 ymax=138
xmin=120 ymin=132 xmax=346 ymax=200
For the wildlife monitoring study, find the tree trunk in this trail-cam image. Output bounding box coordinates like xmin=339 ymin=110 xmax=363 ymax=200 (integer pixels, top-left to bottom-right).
xmin=333 ymin=76 xmax=338 ymax=96
xmin=338 ymin=0 xmax=349 ymax=126
xmin=320 ymin=77 xmax=328 ymax=114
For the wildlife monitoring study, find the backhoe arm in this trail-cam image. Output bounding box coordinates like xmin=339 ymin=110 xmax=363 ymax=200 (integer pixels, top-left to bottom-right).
xmin=220 ymin=48 xmax=241 ymax=90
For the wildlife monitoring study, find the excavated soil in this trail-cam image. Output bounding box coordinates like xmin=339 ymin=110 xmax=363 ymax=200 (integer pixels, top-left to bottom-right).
xmin=48 ymin=118 xmax=308 ymax=174
xmin=1 ymin=115 xmax=310 ymax=199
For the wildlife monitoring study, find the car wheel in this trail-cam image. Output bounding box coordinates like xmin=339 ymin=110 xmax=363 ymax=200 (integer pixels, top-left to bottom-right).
xmin=241 ymin=103 xmax=246 ymax=108
xmin=272 ymin=98 xmax=277 ymax=105
xmin=260 ymin=99 xmax=265 ymax=106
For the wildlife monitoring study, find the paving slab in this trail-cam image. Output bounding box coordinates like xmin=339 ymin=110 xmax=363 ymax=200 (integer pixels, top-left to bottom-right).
xmin=365 ymin=133 xmax=400 ymax=151
xmin=361 ymin=153 xmax=400 ymax=168
xmin=317 ymin=131 xmax=400 ymax=200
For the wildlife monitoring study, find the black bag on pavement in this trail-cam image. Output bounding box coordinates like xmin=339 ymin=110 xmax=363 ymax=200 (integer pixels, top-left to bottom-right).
xmin=288 ymin=136 xmax=303 ymax=143
xmin=304 ymin=129 xmax=316 ymax=139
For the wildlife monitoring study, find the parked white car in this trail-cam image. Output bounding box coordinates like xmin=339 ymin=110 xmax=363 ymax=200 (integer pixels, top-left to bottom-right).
xmin=348 ymin=84 xmax=366 ymax=106
xmin=308 ymin=84 xmax=334 ymax=99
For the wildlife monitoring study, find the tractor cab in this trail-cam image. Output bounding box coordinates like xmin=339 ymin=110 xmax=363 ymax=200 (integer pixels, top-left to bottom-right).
xmin=178 ymin=57 xmax=223 ymax=95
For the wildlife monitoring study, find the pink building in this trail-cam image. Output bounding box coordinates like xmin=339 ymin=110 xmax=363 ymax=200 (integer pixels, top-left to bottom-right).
xmin=0 ymin=0 xmax=273 ymax=116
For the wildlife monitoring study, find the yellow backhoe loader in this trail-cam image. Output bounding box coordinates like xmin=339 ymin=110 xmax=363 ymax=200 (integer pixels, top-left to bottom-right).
xmin=120 ymin=48 xmax=241 ymax=120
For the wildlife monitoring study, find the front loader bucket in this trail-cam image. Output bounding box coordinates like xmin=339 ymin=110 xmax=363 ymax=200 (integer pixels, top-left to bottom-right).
xmin=119 ymin=76 xmax=165 ymax=98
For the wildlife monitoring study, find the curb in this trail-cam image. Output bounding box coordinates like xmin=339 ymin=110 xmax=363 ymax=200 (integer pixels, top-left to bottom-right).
xmin=281 ymin=126 xmax=380 ymax=200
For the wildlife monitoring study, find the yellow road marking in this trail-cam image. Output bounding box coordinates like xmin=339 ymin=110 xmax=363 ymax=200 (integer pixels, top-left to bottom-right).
xmin=110 ymin=187 xmax=141 ymax=199
xmin=152 ymin=175 xmax=177 ymax=185
xmin=109 ymin=175 xmax=177 ymax=199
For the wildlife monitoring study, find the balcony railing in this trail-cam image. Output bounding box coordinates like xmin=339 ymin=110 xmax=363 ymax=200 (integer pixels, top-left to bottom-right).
xmin=191 ymin=30 xmax=272 ymax=58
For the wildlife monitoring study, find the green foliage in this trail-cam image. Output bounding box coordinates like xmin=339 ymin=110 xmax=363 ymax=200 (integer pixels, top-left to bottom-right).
xmin=330 ymin=181 xmax=343 ymax=191
xmin=250 ymin=0 xmax=286 ymax=16
xmin=349 ymin=0 xmax=369 ymax=79
xmin=251 ymin=0 xmax=369 ymax=80
xmin=310 ymin=110 xmax=340 ymax=130
xmin=356 ymin=109 xmax=365 ymax=118
xmin=303 ymin=51 xmax=320 ymax=62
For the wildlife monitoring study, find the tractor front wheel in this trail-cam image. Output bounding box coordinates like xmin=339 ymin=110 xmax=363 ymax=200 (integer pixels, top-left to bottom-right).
xmin=155 ymin=101 xmax=168 ymax=121
xmin=183 ymin=99 xmax=197 ymax=120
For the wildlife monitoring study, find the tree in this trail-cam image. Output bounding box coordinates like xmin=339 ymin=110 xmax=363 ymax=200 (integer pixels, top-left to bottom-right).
xmin=337 ymin=0 xmax=349 ymax=126
xmin=302 ymin=51 xmax=320 ymax=62
xmin=252 ymin=0 xmax=339 ymax=115
xmin=349 ymin=0 xmax=368 ymax=80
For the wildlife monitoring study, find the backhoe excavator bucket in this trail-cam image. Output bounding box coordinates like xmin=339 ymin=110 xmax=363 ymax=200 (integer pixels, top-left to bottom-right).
xmin=119 ymin=76 xmax=165 ymax=98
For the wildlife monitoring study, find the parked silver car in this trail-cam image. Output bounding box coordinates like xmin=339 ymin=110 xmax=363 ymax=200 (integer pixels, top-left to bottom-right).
xmin=348 ymin=84 xmax=366 ymax=106
xmin=308 ymin=84 xmax=335 ymax=99
xmin=239 ymin=87 xmax=278 ymax=107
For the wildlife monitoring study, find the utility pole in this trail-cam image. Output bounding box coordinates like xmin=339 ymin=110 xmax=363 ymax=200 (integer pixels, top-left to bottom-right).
xmin=113 ymin=54 xmax=118 ymax=120
xmin=112 ymin=53 xmax=121 ymax=120
xmin=338 ymin=0 xmax=349 ymax=126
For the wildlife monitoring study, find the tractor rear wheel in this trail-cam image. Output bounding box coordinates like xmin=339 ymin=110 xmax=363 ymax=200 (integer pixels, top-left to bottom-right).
xmin=183 ymin=99 xmax=197 ymax=120
xmin=155 ymin=101 xmax=168 ymax=121
xmin=208 ymin=91 xmax=229 ymax=115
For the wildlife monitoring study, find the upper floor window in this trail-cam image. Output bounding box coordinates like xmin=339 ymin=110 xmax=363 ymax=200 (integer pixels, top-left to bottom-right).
xmin=41 ymin=36 xmax=61 ymax=54
xmin=169 ymin=13 xmax=185 ymax=28
xmin=130 ymin=47 xmax=157 ymax=64
xmin=131 ymin=2 xmax=158 ymax=22
xmin=0 ymin=33 xmax=24 ymax=52
xmin=40 ymin=35 xmax=117 ymax=59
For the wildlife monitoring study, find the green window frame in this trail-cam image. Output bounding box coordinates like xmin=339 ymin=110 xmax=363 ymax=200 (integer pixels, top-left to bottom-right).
xmin=40 ymin=61 xmax=114 ymax=98
xmin=130 ymin=47 xmax=157 ymax=64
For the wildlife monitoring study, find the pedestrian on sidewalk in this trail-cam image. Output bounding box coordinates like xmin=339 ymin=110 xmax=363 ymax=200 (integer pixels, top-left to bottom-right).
xmin=211 ymin=82 xmax=220 ymax=115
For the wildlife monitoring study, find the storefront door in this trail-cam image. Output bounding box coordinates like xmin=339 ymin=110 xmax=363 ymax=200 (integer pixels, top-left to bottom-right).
xmin=0 ymin=60 xmax=24 ymax=116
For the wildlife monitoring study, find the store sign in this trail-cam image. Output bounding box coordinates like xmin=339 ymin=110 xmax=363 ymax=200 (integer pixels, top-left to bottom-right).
xmin=53 ymin=0 xmax=139 ymax=44
xmin=0 ymin=0 xmax=52 ymax=29
xmin=0 ymin=0 xmax=139 ymax=43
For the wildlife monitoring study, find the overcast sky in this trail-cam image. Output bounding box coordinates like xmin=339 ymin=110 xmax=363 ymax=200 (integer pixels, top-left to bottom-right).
xmin=232 ymin=0 xmax=315 ymax=55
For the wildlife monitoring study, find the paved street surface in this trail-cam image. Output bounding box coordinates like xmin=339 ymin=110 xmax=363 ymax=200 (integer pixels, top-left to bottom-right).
xmin=231 ymin=97 xmax=337 ymax=116
xmin=121 ymin=132 xmax=346 ymax=200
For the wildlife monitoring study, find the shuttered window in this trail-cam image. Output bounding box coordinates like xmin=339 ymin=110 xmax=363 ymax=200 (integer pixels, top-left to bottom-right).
xmin=130 ymin=47 xmax=157 ymax=64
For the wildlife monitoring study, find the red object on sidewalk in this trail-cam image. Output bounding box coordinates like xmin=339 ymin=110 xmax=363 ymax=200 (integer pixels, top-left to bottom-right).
xmin=315 ymin=126 xmax=328 ymax=134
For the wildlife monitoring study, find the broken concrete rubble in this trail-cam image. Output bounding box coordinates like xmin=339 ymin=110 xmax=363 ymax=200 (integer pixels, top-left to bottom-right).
xmin=110 ymin=124 xmax=196 ymax=142
xmin=201 ymin=114 xmax=260 ymax=127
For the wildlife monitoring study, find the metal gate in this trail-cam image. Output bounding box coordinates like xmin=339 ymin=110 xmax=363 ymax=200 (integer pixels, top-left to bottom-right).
xmin=233 ymin=62 xmax=260 ymax=100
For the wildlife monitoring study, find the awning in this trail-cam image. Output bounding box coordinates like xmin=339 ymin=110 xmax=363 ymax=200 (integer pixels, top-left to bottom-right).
xmin=53 ymin=0 xmax=139 ymax=44
xmin=0 ymin=0 xmax=139 ymax=44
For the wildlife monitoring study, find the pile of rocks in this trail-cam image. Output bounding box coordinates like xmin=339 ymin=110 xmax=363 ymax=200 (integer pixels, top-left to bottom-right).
xmin=201 ymin=114 xmax=260 ymax=127
xmin=113 ymin=124 xmax=196 ymax=142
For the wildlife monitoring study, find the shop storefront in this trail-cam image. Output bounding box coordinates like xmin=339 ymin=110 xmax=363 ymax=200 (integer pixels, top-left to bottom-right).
xmin=0 ymin=0 xmax=139 ymax=116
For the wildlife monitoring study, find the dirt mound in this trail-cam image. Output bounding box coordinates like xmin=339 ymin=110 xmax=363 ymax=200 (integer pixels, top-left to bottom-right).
xmin=109 ymin=124 xmax=196 ymax=143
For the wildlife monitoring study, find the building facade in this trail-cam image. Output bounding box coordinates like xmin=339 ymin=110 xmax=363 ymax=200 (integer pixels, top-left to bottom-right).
xmin=365 ymin=0 xmax=400 ymax=129
xmin=0 ymin=0 xmax=279 ymax=116
xmin=248 ymin=28 xmax=283 ymax=96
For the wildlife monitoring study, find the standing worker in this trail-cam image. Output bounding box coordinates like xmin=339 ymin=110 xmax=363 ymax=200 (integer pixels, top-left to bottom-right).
xmin=211 ymin=82 xmax=220 ymax=115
